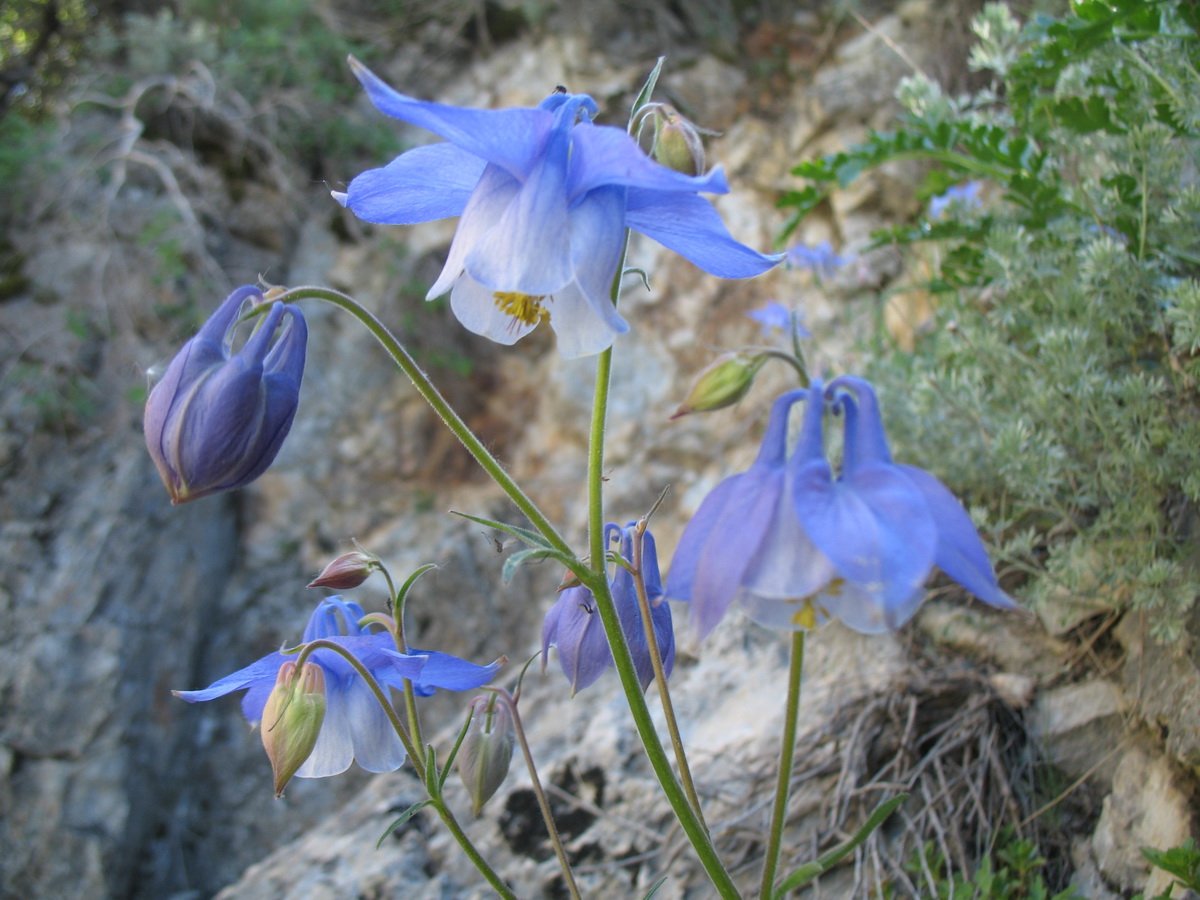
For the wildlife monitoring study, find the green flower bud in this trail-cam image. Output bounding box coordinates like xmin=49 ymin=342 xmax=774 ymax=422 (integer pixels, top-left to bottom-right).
xmin=671 ymin=352 xmax=767 ymax=419
xmin=457 ymin=696 xmax=515 ymax=817
xmin=261 ymin=660 xmax=326 ymax=798
xmin=651 ymin=105 xmax=707 ymax=176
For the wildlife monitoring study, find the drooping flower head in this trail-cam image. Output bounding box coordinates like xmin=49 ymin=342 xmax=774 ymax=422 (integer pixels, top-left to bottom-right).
xmin=542 ymin=523 xmax=674 ymax=694
xmin=144 ymin=286 xmax=307 ymax=504
xmin=336 ymin=60 xmax=782 ymax=358
xmin=174 ymin=597 xmax=502 ymax=784
xmin=667 ymin=388 xmax=824 ymax=638
xmin=668 ymin=379 xmax=1018 ymax=637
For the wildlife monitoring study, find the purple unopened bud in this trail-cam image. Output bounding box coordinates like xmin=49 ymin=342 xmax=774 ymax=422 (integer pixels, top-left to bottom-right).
xmin=457 ymin=695 xmax=515 ymax=817
xmin=308 ymin=550 xmax=378 ymax=590
xmin=144 ymin=286 xmax=307 ymax=504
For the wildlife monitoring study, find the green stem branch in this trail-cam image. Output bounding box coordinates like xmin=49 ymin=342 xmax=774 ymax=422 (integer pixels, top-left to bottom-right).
xmin=760 ymin=629 xmax=805 ymax=898
xmin=279 ymin=286 xmax=573 ymax=559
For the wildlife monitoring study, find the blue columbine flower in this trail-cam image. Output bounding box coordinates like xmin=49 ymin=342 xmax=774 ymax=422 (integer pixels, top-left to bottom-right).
xmin=144 ymin=285 xmax=307 ymax=504
xmin=667 ymin=388 xmax=829 ymax=638
xmin=928 ymin=181 xmax=983 ymax=220
xmin=668 ymin=379 xmax=1017 ymax=637
xmin=785 ymin=240 xmax=853 ymax=278
xmin=334 ymin=59 xmax=782 ymax=358
xmin=542 ymin=523 xmax=674 ymax=694
xmin=746 ymin=300 xmax=810 ymax=340
xmin=802 ymin=376 xmax=1018 ymax=632
xmin=175 ymin=597 xmax=501 ymax=778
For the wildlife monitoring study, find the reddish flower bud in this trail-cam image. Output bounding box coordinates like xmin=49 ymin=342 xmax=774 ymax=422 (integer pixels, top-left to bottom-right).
xmin=308 ymin=550 xmax=378 ymax=590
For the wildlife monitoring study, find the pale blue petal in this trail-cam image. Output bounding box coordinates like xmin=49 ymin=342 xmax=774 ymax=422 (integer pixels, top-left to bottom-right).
xmin=403 ymin=649 xmax=503 ymax=696
xmin=449 ymin=274 xmax=537 ymax=345
xmin=546 ymin=282 xmax=626 ymax=357
xmin=343 ymin=676 xmax=407 ymax=774
xmin=350 ymin=58 xmax=551 ymax=180
xmin=819 ymin=581 xmax=924 ymax=634
xmin=345 ymin=144 xmax=486 ymax=224
xmin=691 ymin=469 xmax=781 ymax=638
xmin=625 ymin=189 xmax=783 ymax=278
xmin=792 ymin=459 xmax=936 ymax=616
xmin=428 ymin=164 xmax=520 ymax=299
xmin=742 ymin=484 xmax=838 ymax=600
xmin=566 ymin=123 xmax=728 ymax=201
xmin=464 ymin=122 xmax=574 ymax=295
xmin=294 ymin=671 xmax=355 ymax=778
xmin=545 ymin=186 xmax=629 ymax=358
xmin=666 ymin=474 xmax=742 ymax=604
xmin=739 ymin=593 xmax=835 ymax=631
xmin=897 ymin=464 xmax=1019 ymax=611
xmin=174 ymin=652 xmax=285 ymax=708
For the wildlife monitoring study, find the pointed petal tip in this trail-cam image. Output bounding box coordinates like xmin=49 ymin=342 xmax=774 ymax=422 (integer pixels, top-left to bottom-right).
xmin=330 ymin=190 xmax=348 ymax=207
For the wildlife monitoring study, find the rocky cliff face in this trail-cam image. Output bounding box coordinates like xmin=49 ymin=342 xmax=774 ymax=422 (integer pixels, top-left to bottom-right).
xmin=1 ymin=3 xmax=1195 ymax=899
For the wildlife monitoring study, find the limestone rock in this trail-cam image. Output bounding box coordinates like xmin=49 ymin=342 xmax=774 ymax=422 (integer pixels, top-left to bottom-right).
xmin=1090 ymin=743 xmax=1196 ymax=896
xmin=1029 ymin=679 xmax=1128 ymax=789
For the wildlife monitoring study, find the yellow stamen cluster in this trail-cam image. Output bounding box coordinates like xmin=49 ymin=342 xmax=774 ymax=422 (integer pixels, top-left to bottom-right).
xmin=788 ymin=578 xmax=843 ymax=628
xmin=493 ymin=291 xmax=550 ymax=327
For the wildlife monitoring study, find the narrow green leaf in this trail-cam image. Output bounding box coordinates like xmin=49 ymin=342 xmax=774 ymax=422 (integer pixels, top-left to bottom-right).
xmin=375 ymin=800 xmax=433 ymax=849
xmin=629 ymin=57 xmax=666 ymax=129
xmin=448 ymin=510 xmax=554 ymax=550
xmin=641 ymin=876 xmax=669 ymax=899
xmin=772 ymin=794 xmax=907 ymax=897
xmin=502 ymin=547 xmax=574 ymax=584
xmin=394 ymin=563 xmax=438 ymax=611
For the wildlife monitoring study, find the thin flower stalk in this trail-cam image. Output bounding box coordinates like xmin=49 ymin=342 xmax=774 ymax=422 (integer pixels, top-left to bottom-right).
xmin=630 ymin=519 xmax=706 ymax=828
xmin=759 ymin=630 xmax=805 ymax=899
xmin=275 ymin=286 xmax=574 ymax=561
xmin=491 ymin=689 xmax=581 ymax=900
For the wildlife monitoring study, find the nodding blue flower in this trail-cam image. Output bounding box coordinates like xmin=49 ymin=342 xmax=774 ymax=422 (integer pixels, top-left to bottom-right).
xmin=928 ymin=181 xmax=983 ymax=220
xmin=668 ymin=379 xmax=1017 ymax=637
xmin=542 ymin=523 xmax=674 ymax=694
xmin=747 ymin=300 xmax=810 ymax=340
xmin=174 ymin=597 xmax=502 ymax=779
xmin=785 ymin=240 xmax=853 ymax=278
xmin=143 ymin=286 xmax=307 ymax=504
xmin=334 ymin=59 xmax=782 ymax=359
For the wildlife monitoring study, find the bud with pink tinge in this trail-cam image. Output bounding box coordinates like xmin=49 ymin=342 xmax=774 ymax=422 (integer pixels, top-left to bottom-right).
xmin=261 ymin=660 xmax=326 ymax=798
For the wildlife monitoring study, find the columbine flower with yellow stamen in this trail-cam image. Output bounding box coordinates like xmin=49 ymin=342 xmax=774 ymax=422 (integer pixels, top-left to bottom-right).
xmin=667 ymin=379 xmax=1018 ymax=637
xmin=333 ymin=59 xmax=781 ymax=358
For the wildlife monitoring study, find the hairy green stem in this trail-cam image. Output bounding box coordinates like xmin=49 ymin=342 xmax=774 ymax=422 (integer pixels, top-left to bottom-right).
xmin=430 ymin=803 xmax=520 ymax=900
xmin=759 ymin=629 xmax=805 ymax=899
xmin=585 ymin=347 xmax=741 ymax=899
xmin=279 ymin=286 xmax=573 ymax=559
